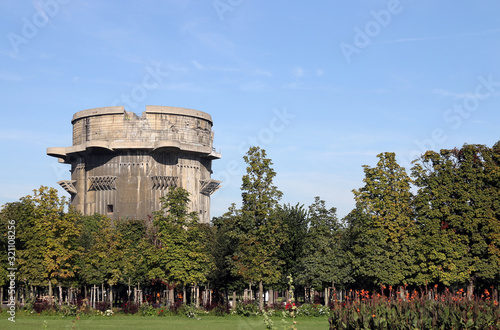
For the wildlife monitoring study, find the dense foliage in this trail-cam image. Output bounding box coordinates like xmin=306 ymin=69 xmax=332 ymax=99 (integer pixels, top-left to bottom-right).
xmin=1 ymin=143 xmax=499 ymax=311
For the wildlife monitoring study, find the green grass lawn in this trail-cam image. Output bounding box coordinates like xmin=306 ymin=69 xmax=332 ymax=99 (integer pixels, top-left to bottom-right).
xmin=0 ymin=314 xmax=330 ymax=330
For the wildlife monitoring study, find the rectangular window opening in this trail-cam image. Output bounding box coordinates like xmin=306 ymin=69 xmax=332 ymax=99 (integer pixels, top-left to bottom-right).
xmin=107 ymin=204 xmax=114 ymax=214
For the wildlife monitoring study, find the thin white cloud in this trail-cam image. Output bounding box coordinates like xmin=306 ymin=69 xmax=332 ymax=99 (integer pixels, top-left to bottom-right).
xmin=0 ymin=73 xmax=28 ymax=82
xmin=382 ymin=28 xmax=500 ymax=44
xmin=292 ymin=66 xmax=305 ymax=78
xmin=432 ymin=88 xmax=476 ymax=99
xmin=282 ymin=81 xmax=303 ymax=90
xmin=0 ymin=50 xmax=24 ymax=60
xmin=191 ymin=60 xmax=272 ymax=77
xmin=252 ymin=68 xmax=272 ymax=77
xmin=156 ymin=82 xmax=210 ymax=93
xmin=195 ymin=32 xmax=236 ymax=56
xmin=281 ymin=82 xmax=342 ymax=93
xmin=191 ymin=60 xmax=240 ymax=72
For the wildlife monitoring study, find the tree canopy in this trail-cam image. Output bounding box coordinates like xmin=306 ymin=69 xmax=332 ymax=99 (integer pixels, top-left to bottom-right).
xmin=2 ymin=141 xmax=500 ymax=305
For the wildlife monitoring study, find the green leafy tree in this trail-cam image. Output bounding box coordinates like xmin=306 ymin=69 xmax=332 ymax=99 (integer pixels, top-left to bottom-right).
xmin=298 ymin=198 xmax=350 ymax=294
xmin=78 ymin=214 xmax=123 ymax=291
xmin=276 ymin=203 xmax=308 ymax=290
xmin=233 ymin=146 xmax=284 ymax=310
xmin=343 ymin=206 xmax=371 ymax=288
xmin=209 ymin=204 xmax=245 ymax=300
xmin=116 ymin=219 xmax=153 ymax=290
xmin=0 ymin=200 xmax=34 ymax=293
xmin=153 ymin=187 xmax=213 ymax=300
xmin=351 ymin=152 xmax=418 ymax=287
xmin=412 ymin=143 xmax=500 ymax=295
xmin=16 ymin=186 xmax=81 ymax=301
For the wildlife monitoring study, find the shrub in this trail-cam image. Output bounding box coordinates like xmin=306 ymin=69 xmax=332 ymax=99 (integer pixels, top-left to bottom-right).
xmin=33 ymin=300 xmax=55 ymax=314
xmin=169 ymin=300 xmax=182 ymax=315
xmin=76 ymin=298 xmax=87 ymax=308
xmin=211 ymin=303 xmax=230 ymax=316
xmin=203 ymin=301 xmax=218 ymax=311
xmin=122 ymin=301 xmax=139 ymax=314
xmin=157 ymin=308 xmax=170 ymax=317
xmin=234 ymin=299 xmax=259 ymax=316
xmin=22 ymin=299 xmax=34 ymax=313
xmin=139 ymin=303 xmax=157 ymax=316
xmin=266 ymin=302 xmax=285 ymax=312
xmin=328 ymin=292 xmax=500 ymax=329
xmin=59 ymin=304 xmax=79 ymax=316
xmin=94 ymin=301 xmax=110 ymax=312
xmin=178 ymin=304 xmax=201 ymax=319
xmin=296 ymin=303 xmax=330 ymax=317
xmin=203 ymin=301 xmax=229 ymax=316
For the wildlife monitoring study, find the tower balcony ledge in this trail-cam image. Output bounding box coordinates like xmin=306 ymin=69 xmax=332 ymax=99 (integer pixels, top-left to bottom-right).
xmin=48 ymin=140 xmax=221 ymax=158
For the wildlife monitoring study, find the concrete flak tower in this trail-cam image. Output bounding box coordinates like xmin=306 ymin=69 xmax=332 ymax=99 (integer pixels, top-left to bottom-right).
xmin=47 ymin=106 xmax=221 ymax=223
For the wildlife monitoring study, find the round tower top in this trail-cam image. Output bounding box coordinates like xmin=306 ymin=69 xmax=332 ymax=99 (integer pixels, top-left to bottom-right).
xmin=72 ymin=105 xmax=213 ymax=124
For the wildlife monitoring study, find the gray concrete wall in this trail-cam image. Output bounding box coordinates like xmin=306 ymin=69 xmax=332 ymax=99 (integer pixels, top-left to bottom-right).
xmin=48 ymin=106 xmax=221 ymax=223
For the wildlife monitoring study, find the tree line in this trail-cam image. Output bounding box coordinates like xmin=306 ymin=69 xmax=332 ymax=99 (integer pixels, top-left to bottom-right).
xmin=1 ymin=142 xmax=499 ymax=308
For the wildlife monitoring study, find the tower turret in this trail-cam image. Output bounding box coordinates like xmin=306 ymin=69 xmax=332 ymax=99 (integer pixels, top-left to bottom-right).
xmin=47 ymin=105 xmax=221 ymax=223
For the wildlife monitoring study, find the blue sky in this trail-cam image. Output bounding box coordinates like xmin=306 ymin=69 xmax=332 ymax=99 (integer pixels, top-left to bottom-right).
xmin=1 ymin=0 xmax=499 ymax=219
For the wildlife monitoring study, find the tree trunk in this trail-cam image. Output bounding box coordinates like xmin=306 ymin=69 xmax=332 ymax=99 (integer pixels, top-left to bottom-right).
xmin=110 ymin=285 xmax=113 ymax=309
xmin=195 ymin=284 xmax=199 ymax=308
xmin=399 ymin=286 xmax=405 ymax=301
xmin=232 ymin=291 xmax=236 ymax=310
xmin=94 ymin=285 xmax=98 ymax=308
xmin=128 ymin=278 xmax=131 ymax=302
xmin=183 ymin=287 xmax=187 ymax=305
xmin=20 ymin=285 xmax=24 ymax=305
xmin=57 ymin=283 xmax=62 ymax=306
xmin=324 ymin=287 xmax=328 ymax=306
xmin=259 ymin=280 xmax=263 ymax=311
xmin=90 ymin=286 xmax=94 ymax=309
xmin=467 ymin=279 xmax=474 ymax=301
xmin=102 ymin=283 xmax=105 ymax=303
xmin=48 ymin=280 xmax=53 ymax=304
xmin=169 ymin=288 xmax=174 ymax=306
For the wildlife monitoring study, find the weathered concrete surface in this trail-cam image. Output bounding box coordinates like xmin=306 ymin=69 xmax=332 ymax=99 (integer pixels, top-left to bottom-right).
xmin=47 ymin=106 xmax=221 ymax=223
